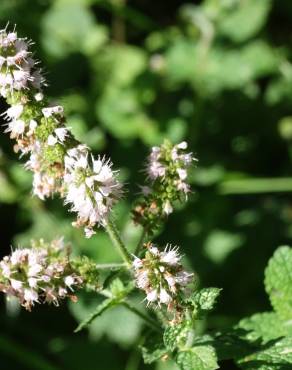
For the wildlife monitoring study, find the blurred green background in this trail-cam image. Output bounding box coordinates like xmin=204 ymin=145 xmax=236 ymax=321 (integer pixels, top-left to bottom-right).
xmin=1 ymin=0 xmax=292 ymax=369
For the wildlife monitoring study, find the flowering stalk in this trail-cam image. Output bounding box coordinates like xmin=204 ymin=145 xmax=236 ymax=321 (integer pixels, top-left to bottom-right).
xmin=133 ymin=140 xmax=196 ymax=235
xmin=0 ymin=27 xmax=122 ymax=239
xmin=132 ymin=242 xmax=193 ymax=315
xmin=104 ymin=218 xmax=132 ymax=266
xmin=0 ymin=239 xmax=81 ymax=310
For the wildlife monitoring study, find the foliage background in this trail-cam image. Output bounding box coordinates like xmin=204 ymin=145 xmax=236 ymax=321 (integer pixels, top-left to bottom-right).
xmin=0 ymin=0 xmax=292 ymax=369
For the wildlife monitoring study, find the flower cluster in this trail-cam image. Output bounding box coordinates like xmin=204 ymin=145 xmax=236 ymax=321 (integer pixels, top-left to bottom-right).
xmin=0 ymin=239 xmax=83 ymax=310
xmin=64 ymin=145 xmax=122 ymax=238
xmin=133 ymin=140 xmax=196 ymax=233
xmin=0 ymin=27 xmax=122 ymax=236
xmin=132 ymin=243 xmax=193 ymax=309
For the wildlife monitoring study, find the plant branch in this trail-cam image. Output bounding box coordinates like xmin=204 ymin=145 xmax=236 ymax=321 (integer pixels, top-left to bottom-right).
xmin=134 ymin=228 xmax=147 ymax=255
xmin=105 ymin=218 xmax=132 ymax=266
xmin=122 ymin=301 xmax=161 ymax=333
xmin=95 ymin=262 xmax=127 ymax=270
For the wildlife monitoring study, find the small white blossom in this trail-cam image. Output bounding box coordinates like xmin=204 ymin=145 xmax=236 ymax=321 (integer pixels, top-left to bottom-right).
xmin=42 ymin=106 xmax=64 ymax=118
xmin=163 ymin=200 xmax=173 ymax=215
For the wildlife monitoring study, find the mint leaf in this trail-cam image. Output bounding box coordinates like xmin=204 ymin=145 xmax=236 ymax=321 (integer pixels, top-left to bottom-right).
xmin=265 ymin=246 xmax=292 ymax=320
xmin=140 ymin=333 xmax=168 ymax=364
xmin=176 ymin=345 xmax=218 ymax=370
xmin=238 ymin=337 xmax=292 ymax=369
xmin=188 ymin=288 xmax=222 ymax=316
xmin=238 ymin=312 xmax=292 ymax=344
xmin=163 ymin=322 xmax=191 ymax=351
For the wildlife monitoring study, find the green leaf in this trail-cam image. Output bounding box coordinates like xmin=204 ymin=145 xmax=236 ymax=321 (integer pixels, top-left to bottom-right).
xmin=140 ymin=333 xmax=168 ymax=364
xmin=41 ymin=1 xmax=107 ymax=58
xmin=0 ymin=172 xmax=18 ymax=203
xmin=163 ymin=322 xmax=191 ymax=352
xmin=204 ymin=230 xmax=244 ymax=264
xmin=217 ymin=0 xmax=272 ymax=43
xmin=188 ymin=288 xmax=222 ymax=315
xmin=264 ymin=246 xmax=292 ymax=320
xmin=238 ymin=312 xmax=292 ymax=344
xmin=176 ymin=346 xmax=218 ymax=370
xmin=237 ymin=337 xmax=292 ymax=370
xmin=70 ymin=294 xmax=143 ymax=346
xmin=211 ymin=331 xmax=255 ymax=361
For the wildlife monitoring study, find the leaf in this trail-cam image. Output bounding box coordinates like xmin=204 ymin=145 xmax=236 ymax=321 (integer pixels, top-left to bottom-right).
xmin=176 ymin=346 xmax=219 ymax=370
xmin=264 ymin=246 xmax=292 ymax=320
xmin=74 ymin=297 xmax=118 ymax=333
xmin=211 ymin=331 xmax=255 ymax=361
xmin=140 ymin=333 xmax=168 ymax=364
xmin=188 ymin=288 xmax=222 ymax=315
xmin=217 ymin=0 xmax=272 ymax=42
xmin=204 ymin=230 xmax=244 ymax=264
xmin=0 ymin=171 xmax=18 ymax=203
xmin=41 ymin=1 xmax=107 ymax=58
xmin=238 ymin=312 xmax=292 ymax=344
xmin=163 ymin=322 xmax=191 ymax=352
xmin=237 ymin=337 xmax=292 ymax=370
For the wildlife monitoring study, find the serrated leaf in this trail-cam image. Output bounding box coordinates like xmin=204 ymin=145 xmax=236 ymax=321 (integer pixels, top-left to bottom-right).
xmin=188 ymin=288 xmax=222 ymax=314
xmin=176 ymin=346 xmax=218 ymax=370
xmin=164 ymin=322 xmax=191 ymax=352
xmin=238 ymin=312 xmax=292 ymax=344
xmin=211 ymin=331 xmax=255 ymax=361
xmin=264 ymin=246 xmax=292 ymax=320
xmin=74 ymin=297 xmax=118 ymax=333
xmin=140 ymin=333 xmax=168 ymax=364
xmin=238 ymin=337 xmax=292 ymax=370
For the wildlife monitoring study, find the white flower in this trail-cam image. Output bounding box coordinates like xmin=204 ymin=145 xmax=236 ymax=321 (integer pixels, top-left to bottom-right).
xmin=55 ymin=127 xmax=67 ymax=142
xmin=64 ymin=145 xmax=122 ymax=236
xmin=160 ymin=245 xmax=180 ymax=265
xmin=5 ymin=119 xmax=25 ymax=136
xmin=64 ymin=276 xmax=75 ymax=290
xmin=175 ymin=271 xmax=193 ymax=286
xmin=159 ymin=288 xmax=171 ymax=304
xmin=163 ymin=200 xmax=173 ymax=215
xmin=133 ymin=257 xmax=143 ymax=269
xmin=10 ymin=279 xmax=23 ymax=290
xmin=177 ymin=141 xmax=188 ymax=150
xmin=84 ymin=227 xmax=96 ymax=238
xmin=136 ymin=270 xmax=149 ymax=289
xmin=47 ymin=134 xmax=58 ymax=146
xmin=3 ymin=104 xmax=23 ymax=120
xmin=146 ymin=289 xmax=158 ymax=302
xmin=34 ymin=92 xmax=44 ymax=101
xmin=177 ymin=168 xmax=187 ymax=180
xmin=28 ymin=277 xmax=38 ymax=288
xmin=27 ymin=119 xmax=37 ymax=136
xmin=42 ymin=106 xmax=64 ymax=118
xmin=24 ymin=288 xmax=38 ymax=303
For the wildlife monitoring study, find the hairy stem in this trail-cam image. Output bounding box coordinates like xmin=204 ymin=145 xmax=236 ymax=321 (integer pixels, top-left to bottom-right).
xmin=122 ymin=301 xmax=161 ymax=333
xmin=105 ymin=219 xmax=132 ymax=266
xmin=95 ymin=262 xmax=127 ymax=270
xmin=134 ymin=228 xmax=147 ymax=255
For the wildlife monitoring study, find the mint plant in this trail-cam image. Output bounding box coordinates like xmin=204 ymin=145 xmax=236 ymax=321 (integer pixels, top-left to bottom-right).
xmin=0 ymin=25 xmax=291 ymax=370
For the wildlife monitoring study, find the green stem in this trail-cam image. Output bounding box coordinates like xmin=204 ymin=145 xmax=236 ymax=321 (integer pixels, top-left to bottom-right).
xmin=122 ymin=302 xmax=161 ymax=333
xmin=134 ymin=228 xmax=147 ymax=255
xmin=95 ymin=263 xmax=127 ymax=270
xmin=105 ymin=219 xmax=132 ymax=266
xmin=219 ymin=177 xmax=292 ymax=194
